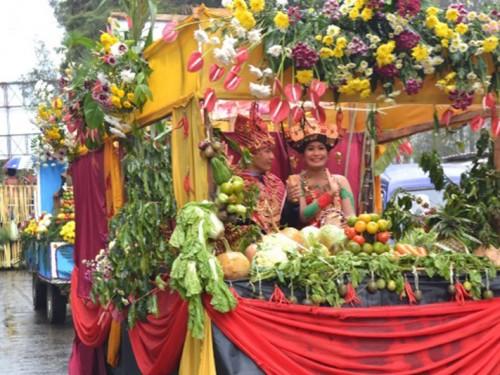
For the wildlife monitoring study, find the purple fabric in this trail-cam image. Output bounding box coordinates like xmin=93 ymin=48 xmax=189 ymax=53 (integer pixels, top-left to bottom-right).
xmin=68 ymin=336 xmax=107 ymax=375
xmin=70 ymin=150 xmax=108 ymax=298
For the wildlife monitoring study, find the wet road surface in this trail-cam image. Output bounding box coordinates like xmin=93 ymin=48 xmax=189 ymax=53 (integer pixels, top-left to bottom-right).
xmin=0 ymin=270 xmax=74 ymax=374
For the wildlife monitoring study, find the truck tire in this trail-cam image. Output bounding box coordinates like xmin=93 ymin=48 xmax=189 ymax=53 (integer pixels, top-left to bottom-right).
xmin=46 ymin=284 xmax=67 ymax=324
xmin=32 ymin=274 xmax=47 ymax=311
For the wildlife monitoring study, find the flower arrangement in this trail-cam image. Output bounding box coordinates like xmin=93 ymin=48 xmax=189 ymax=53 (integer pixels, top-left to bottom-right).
xmin=182 ymin=0 xmax=499 ymax=121
xmin=61 ymin=20 xmax=152 ymax=148
xmin=31 ymin=81 xmax=83 ymax=165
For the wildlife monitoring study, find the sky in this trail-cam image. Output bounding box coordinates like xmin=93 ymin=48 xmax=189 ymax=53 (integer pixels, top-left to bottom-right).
xmin=0 ymin=0 xmax=62 ymax=82
xmin=0 ymin=0 xmax=62 ymax=156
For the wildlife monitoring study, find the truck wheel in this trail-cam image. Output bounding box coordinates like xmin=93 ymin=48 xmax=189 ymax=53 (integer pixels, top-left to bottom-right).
xmin=32 ymin=274 xmax=47 ymax=311
xmin=46 ymin=284 xmax=67 ymax=324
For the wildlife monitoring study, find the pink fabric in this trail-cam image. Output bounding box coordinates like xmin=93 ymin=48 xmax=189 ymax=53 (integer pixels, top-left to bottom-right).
xmin=70 ymin=151 xmax=109 ymax=297
xmin=226 ymin=132 xmax=364 ymax=213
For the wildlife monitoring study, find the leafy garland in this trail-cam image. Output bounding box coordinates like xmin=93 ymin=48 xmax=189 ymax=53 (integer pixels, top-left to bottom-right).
xmin=88 ymin=123 xmax=176 ymax=325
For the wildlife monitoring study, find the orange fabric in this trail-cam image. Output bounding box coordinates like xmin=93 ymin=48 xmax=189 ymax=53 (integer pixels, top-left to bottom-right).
xmin=106 ymin=320 xmax=122 ymax=367
xmin=103 ymin=138 xmax=124 ymax=218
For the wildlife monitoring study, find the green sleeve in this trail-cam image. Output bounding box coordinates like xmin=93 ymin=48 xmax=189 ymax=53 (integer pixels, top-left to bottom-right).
xmin=340 ymin=187 xmax=355 ymax=209
xmin=303 ymin=201 xmax=320 ymax=219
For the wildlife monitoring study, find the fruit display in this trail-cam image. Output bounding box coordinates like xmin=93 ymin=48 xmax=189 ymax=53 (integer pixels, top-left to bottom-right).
xmin=56 ymin=186 xmax=75 ymax=223
xmin=344 ymin=213 xmax=392 ymax=255
xmin=394 ymin=243 xmax=427 ymax=257
xmin=199 ymin=138 xmax=251 ymax=223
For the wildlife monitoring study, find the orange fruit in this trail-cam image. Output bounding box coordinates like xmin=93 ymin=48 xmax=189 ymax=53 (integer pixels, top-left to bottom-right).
xmin=354 ymin=220 xmax=367 ymax=233
xmin=358 ymin=213 xmax=372 ymax=223
xmin=366 ymin=221 xmax=379 ymax=234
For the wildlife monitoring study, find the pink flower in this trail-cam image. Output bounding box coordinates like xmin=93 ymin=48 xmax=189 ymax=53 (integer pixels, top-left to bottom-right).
xmin=397 ymin=0 xmax=421 ymax=18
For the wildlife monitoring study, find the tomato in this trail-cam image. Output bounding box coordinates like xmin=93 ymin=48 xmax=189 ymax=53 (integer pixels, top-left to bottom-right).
xmin=344 ymin=227 xmax=357 ymax=239
xmin=376 ymin=231 xmax=391 ymax=244
xmin=352 ymin=235 xmax=366 ymax=245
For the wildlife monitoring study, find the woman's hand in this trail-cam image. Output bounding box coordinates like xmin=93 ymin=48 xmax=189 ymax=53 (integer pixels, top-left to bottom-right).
xmin=286 ymin=176 xmax=301 ymax=203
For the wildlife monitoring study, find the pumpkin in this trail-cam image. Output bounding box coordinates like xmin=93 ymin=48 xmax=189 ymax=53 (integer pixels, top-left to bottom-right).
xmin=280 ymin=227 xmax=305 ymax=246
xmin=217 ymin=251 xmax=250 ymax=280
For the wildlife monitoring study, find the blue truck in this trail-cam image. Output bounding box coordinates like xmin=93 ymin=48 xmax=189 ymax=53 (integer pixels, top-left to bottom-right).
xmin=27 ymin=163 xmax=75 ymax=324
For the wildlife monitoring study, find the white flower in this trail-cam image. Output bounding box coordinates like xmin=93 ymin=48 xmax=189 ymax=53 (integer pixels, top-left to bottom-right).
xmin=231 ymin=18 xmax=247 ymax=38
xmin=249 ymin=83 xmax=272 ymax=98
xmin=249 ymin=65 xmax=263 ymax=78
xmin=467 ymin=11 xmax=477 ymax=21
xmin=262 ymin=68 xmax=274 ymax=78
xmin=276 ymin=0 xmax=288 ymax=7
xmin=474 ymin=47 xmax=484 ymax=56
xmin=431 ymin=56 xmax=444 ymax=66
xmin=394 ymin=26 xmax=403 ymax=35
xmin=110 ymin=42 xmax=128 ymax=57
xmin=284 ymin=47 xmax=292 ymax=57
xmin=458 ymin=43 xmax=468 ymax=53
xmin=214 ymin=47 xmax=234 ymax=66
xmin=222 ymin=0 xmax=232 ymax=7
xmin=210 ymin=36 xmax=220 ymax=45
xmin=222 ymin=35 xmax=237 ymax=49
xmin=449 ymin=45 xmax=458 ymax=53
xmin=364 ymin=68 xmax=373 ymax=77
xmin=467 ymin=72 xmax=477 ymax=80
xmin=120 ymin=69 xmax=136 ymax=84
xmin=267 ymin=45 xmax=283 ymax=57
xmin=248 ymin=29 xmax=262 ymax=44
xmin=327 ymin=25 xmax=340 ymax=37
xmin=97 ymin=72 xmax=108 ymax=84
xmin=478 ymin=13 xmax=490 ymax=22
xmin=194 ymin=29 xmax=210 ymax=44
xmin=395 ymin=62 xmax=403 ymax=69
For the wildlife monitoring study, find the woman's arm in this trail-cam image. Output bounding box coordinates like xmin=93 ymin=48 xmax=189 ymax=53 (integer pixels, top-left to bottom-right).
xmin=337 ymin=176 xmax=356 ymax=217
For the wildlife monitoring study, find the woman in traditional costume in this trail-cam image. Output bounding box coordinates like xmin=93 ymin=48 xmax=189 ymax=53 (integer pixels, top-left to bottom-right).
xmin=282 ymin=120 xmax=355 ymax=228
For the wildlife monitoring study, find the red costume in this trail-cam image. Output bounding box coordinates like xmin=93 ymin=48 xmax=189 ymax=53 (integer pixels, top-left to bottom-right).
xmin=233 ymin=113 xmax=286 ymax=233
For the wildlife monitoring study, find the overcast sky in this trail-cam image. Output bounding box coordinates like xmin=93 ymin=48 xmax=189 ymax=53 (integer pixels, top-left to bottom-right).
xmin=0 ymin=0 xmax=62 ymax=82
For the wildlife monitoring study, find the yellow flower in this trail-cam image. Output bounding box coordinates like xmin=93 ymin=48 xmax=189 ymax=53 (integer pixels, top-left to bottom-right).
xmin=445 ymin=8 xmax=459 ymax=23
xmin=296 ymin=70 xmax=313 ymax=85
xmin=483 ymin=36 xmax=498 ymax=53
xmin=319 ymin=47 xmax=333 ymax=58
xmin=375 ymin=41 xmax=395 ymax=66
xmin=441 ymin=39 xmax=449 ymax=48
xmin=445 ymin=85 xmax=456 ymax=93
xmin=426 ymin=15 xmax=439 ymax=29
xmin=349 ymin=7 xmax=359 ymax=20
xmin=250 ymin=0 xmax=265 ymax=13
xmin=322 ymin=35 xmax=334 ymax=46
xmin=100 ymin=32 xmax=117 ymax=47
xmin=315 ymin=34 xmax=322 ymax=41
xmin=78 ymin=145 xmax=89 ymax=155
xmin=274 ymin=11 xmax=289 ymax=31
xmin=123 ymin=101 xmax=132 ymax=109
xmin=360 ymin=88 xmax=371 ymax=98
xmin=233 ymin=0 xmax=247 ymax=11
xmin=336 ymin=37 xmax=347 ymax=48
xmin=235 ymin=9 xmax=256 ymax=29
xmin=117 ymin=89 xmax=125 ymax=98
xmin=127 ymin=93 xmax=135 ymax=102
xmin=426 ymin=7 xmax=440 ymax=17
xmin=354 ymin=0 xmax=366 ymax=9
xmin=111 ymin=85 xmax=119 ymax=95
xmin=455 ymin=23 xmax=468 ymax=34
xmin=435 ymin=22 xmax=450 ymax=38
xmin=361 ymin=7 xmax=373 ymax=22
xmin=111 ymin=96 xmax=122 ymax=108
xmin=412 ymin=44 xmax=429 ymax=61
xmin=331 ymin=47 xmax=344 ymax=58
xmin=52 ymin=97 xmax=63 ymax=109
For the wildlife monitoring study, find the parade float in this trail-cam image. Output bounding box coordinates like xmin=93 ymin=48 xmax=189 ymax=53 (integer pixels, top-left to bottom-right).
xmin=26 ymin=1 xmax=500 ymax=374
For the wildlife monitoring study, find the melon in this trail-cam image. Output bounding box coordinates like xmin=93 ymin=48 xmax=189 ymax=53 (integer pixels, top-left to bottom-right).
xmin=217 ymin=251 xmax=250 ymax=280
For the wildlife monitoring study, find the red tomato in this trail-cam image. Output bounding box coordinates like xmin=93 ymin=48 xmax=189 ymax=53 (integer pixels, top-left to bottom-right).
xmin=352 ymin=235 xmax=366 ymax=245
xmin=344 ymin=227 xmax=357 ymax=240
xmin=376 ymin=231 xmax=391 ymax=244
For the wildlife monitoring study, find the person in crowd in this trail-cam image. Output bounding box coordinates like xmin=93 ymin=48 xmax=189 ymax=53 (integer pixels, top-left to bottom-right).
xmin=282 ymin=120 xmax=355 ymax=228
xmin=232 ymin=112 xmax=286 ymax=233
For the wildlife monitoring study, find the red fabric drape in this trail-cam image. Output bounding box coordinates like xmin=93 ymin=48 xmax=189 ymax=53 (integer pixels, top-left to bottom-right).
xmin=226 ymin=132 xmax=364 ymax=212
xmin=70 ymin=150 xmax=108 ymax=297
xmin=70 ymin=267 xmax=111 ymax=347
xmin=128 ymin=290 xmax=189 ymax=375
xmin=205 ymin=294 xmax=500 ymax=375
xmin=68 ymin=335 xmax=107 ymax=375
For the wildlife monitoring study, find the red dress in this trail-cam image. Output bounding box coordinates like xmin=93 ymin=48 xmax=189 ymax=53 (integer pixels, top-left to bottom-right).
xmin=240 ymin=170 xmax=286 ymax=233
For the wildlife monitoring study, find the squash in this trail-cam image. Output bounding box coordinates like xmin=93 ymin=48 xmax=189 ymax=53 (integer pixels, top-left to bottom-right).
xmin=217 ymin=238 xmax=250 ymax=280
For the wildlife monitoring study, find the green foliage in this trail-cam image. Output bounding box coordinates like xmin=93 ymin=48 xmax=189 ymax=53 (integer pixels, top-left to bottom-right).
xmin=90 ymin=124 xmax=177 ymax=324
xmin=383 ymin=190 xmax=423 ymax=240
xmin=419 ymin=150 xmax=445 ymax=190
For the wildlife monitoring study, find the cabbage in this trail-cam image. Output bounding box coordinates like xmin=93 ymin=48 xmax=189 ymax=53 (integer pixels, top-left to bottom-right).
xmin=300 ymin=226 xmax=320 ymax=248
xmin=207 ymin=212 xmax=225 ymax=240
xmin=260 ymin=233 xmax=299 ymax=254
xmin=318 ymin=224 xmax=346 ymax=250
xmin=254 ymin=248 xmax=289 ymax=269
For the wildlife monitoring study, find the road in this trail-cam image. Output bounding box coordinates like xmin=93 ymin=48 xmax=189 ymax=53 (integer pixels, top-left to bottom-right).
xmin=0 ymin=270 xmax=74 ymax=374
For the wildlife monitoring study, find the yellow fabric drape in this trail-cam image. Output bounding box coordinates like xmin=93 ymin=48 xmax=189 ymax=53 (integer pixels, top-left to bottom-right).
xmin=103 ymin=138 xmax=125 ymax=367
xmin=171 ymin=99 xmax=209 ymax=208
xmin=103 ymin=138 xmax=124 ymax=218
xmin=179 ymin=310 xmax=216 ymax=375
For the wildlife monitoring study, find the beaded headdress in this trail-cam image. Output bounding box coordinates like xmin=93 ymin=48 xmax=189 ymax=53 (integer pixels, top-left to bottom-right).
xmin=286 ymin=117 xmax=339 ymax=153
xmin=233 ymin=107 xmax=274 ymax=153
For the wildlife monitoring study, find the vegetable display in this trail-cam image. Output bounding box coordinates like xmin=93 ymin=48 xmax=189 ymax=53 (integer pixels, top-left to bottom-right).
xmin=169 ymin=201 xmax=237 ymax=338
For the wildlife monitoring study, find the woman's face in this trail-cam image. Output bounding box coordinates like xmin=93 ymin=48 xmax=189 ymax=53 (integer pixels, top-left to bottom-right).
xmin=304 ymin=141 xmax=329 ymax=170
